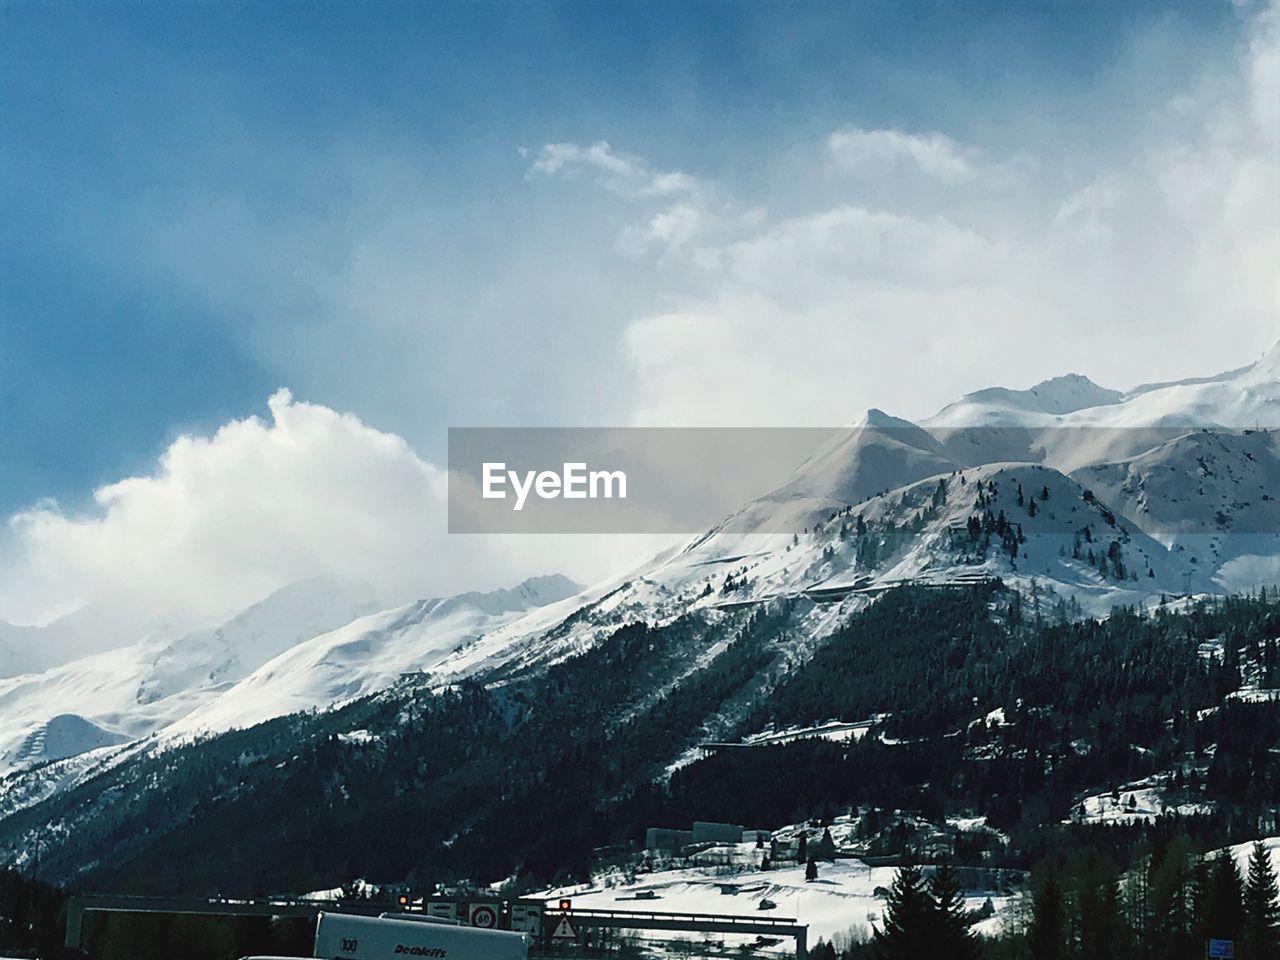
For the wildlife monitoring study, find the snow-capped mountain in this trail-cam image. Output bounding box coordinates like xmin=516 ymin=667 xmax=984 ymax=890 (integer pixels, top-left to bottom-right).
xmin=135 ymin=576 xmax=383 ymax=706
xmin=551 ymin=346 xmax=1271 ymax=661
xmin=0 ymin=577 xmax=376 ymax=771
xmin=1073 ymin=428 xmax=1280 ymax=551
xmin=927 ymin=340 xmax=1280 ymax=471
xmin=163 ymin=573 xmax=581 ymax=736
xmin=420 ymin=347 xmax=1279 ymax=699
xmin=0 ymin=345 xmax=1277 ymax=897
xmin=1 ymin=345 xmax=1276 ymax=810
xmin=932 ymin=341 xmax=1279 ymax=431
xmin=0 ymin=574 xmax=580 ymax=782
xmin=769 ymin=408 xmax=960 ymax=508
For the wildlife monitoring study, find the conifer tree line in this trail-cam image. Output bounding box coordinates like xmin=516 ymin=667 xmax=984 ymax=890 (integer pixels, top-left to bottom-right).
xmin=816 ymin=842 xmax=1278 ymax=959
xmin=997 ymin=840 xmax=1275 ymax=959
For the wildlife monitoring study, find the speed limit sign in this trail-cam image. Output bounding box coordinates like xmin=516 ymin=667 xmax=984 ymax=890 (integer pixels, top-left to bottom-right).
xmin=469 ymin=903 xmax=498 ymax=928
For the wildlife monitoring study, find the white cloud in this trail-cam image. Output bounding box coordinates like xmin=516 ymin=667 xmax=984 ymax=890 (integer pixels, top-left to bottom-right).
xmin=528 ymin=140 xmax=704 ymax=200
xmin=0 ymin=390 xmax=653 ymax=628
xmin=527 ymin=140 xmax=748 ymax=257
xmin=1249 ymin=0 xmax=1279 ymax=141
xmin=608 ymin=2 xmax=1280 ymax=426
xmin=1054 ymin=178 xmax=1124 ymax=239
xmin=635 ymin=203 xmax=707 ymax=250
xmin=827 ymin=127 xmax=975 ymax=181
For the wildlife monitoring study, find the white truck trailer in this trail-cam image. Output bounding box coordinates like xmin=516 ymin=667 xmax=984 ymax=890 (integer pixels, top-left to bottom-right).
xmin=242 ymin=910 xmax=529 ymax=960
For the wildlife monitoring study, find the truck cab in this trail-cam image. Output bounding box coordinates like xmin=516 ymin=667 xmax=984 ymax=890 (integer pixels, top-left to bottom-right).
xmin=240 ymin=910 xmax=528 ymax=960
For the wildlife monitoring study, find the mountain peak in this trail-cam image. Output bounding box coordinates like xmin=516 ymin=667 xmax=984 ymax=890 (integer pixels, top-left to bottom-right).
xmin=1033 ymin=372 xmax=1097 ymax=388
xmin=513 ymin=573 xmax=583 ymax=604
xmin=1017 ymin=373 xmax=1123 ymax=413
xmin=448 ymin=574 xmax=583 ymax=617
xmin=859 ymin=407 xmax=917 ymax=429
xmin=929 ymin=371 xmax=1125 ymax=425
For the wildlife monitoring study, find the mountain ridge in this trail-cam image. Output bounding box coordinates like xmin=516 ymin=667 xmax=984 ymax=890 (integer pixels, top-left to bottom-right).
xmin=0 ymin=344 xmax=1275 ymax=817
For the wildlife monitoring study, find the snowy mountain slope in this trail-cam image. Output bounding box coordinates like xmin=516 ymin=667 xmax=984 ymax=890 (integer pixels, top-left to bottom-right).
xmin=161 ymin=574 xmax=581 ymax=737
xmin=0 ymin=578 xmax=377 ymax=776
xmin=0 ymin=741 xmax=140 ymax=823
xmin=633 ymin=345 xmax=1277 ymax=622
xmin=632 ymin=410 xmax=966 ymax=549
xmin=136 ymin=576 xmax=381 ymax=705
xmin=434 ymin=462 xmax=1211 ymax=694
xmin=135 ymin=344 xmax=1280 ymax=733
xmin=860 ymin=463 xmax=1198 ymax=589
xmin=0 ymin=575 xmax=585 ymax=822
xmin=12 ymin=715 xmax=130 ymax=766
xmin=710 ymin=462 xmax=1205 ymax=612
xmin=1072 ymin=429 xmax=1280 ymax=565
xmin=422 ymin=574 xmax=687 ymax=684
xmin=0 ymin=633 xmax=204 ymax=773
xmin=768 ymin=409 xmax=961 ymax=506
xmin=1120 ymin=339 xmax=1280 ymax=424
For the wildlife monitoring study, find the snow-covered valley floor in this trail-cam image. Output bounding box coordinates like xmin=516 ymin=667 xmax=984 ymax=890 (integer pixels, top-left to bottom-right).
xmin=535 ymin=841 xmax=1018 ymax=953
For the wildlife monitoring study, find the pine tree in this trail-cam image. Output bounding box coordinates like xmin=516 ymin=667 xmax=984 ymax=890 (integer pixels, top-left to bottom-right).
xmin=870 ymin=864 xmax=936 ymax=960
xmin=806 ymin=857 xmax=819 ymax=882
xmin=1027 ymin=873 xmax=1067 ymax=960
xmin=1243 ymin=842 xmax=1279 ymax=960
xmin=932 ymin=478 xmax=947 ymax=508
xmin=1147 ymin=835 xmax=1196 ymax=958
xmin=816 ymin=827 xmax=837 ymax=862
xmin=1069 ymin=850 xmax=1122 ymax=960
xmin=927 ymin=863 xmax=980 ymax=960
xmin=796 ymin=833 xmax=808 ymax=864
xmin=1194 ymin=856 xmax=1213 ymax=948
xmin=1205 ymin=852 xmax=1245 ymax=949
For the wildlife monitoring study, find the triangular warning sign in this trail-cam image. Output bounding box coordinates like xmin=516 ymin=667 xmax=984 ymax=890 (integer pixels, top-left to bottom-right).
xmin=550 ymin=916 xmax=578 ymax=941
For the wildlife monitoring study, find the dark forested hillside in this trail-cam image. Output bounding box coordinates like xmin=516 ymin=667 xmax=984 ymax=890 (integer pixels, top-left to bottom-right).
xmin=1 ymin=587 xmax=1278 ymax=907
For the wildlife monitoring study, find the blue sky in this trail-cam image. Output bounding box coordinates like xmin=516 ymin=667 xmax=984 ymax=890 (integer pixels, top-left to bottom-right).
xmin=2 ymin=0 xmax=1254 ymax=515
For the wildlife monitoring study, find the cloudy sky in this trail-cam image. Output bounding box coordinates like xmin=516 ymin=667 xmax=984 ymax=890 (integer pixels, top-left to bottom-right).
xmin=2 ymin=0 xmax=1277 ymax=628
